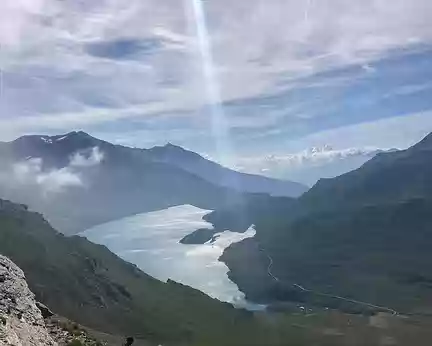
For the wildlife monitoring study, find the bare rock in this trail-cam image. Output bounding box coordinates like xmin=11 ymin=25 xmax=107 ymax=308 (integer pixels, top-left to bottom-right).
xmin=0 ymin=255 xmax=57 ymax=346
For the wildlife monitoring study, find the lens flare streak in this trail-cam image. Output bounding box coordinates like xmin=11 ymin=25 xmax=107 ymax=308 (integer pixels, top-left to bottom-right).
xmin=190 ymin=0 xmax=232 ymax=165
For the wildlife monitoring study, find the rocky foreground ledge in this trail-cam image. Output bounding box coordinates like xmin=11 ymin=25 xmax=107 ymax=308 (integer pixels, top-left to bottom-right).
xmin=0 ymin=255 xmax=106 ymax=346
xmin=0 ymin=254 xmax=57 ymax=346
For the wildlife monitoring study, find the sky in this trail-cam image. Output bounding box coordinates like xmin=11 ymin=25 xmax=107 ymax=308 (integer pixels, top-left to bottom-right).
xmin=1 ymin=0 xmax=432 ymax=184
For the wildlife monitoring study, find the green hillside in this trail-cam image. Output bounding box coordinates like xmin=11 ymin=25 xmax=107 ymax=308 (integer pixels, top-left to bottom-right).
xmin=221 ymin=133 xmax=432 ymax=315
xmin=0 ymin=199 xmax=298 ymax=346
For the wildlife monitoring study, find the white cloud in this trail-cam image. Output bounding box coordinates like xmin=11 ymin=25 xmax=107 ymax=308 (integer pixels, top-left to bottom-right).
xmin=1 ymin=147 xmax=104 ymax=195
xmin=230 ymin=111 xmax=432 ymax=185
xmin=35 ymin=167 xmax=83 ymax=193
xmin=70 ymin=147 xmax=104 ymax=167
xmin=0 ymin=103 xmax=184 ymax=139
xmin=11 ymin=158 xmax=82 ymax=194
xmin=12 ymin=157 xmax=43 ymax=182
xmin=235 ymin=145 xmax=386 ymax=176
xmin=232 ymin=145 xmax=390 ymax=186
xmin=152 ymin=27 xmax=190 ymax=47
xmin=240 ymin=145 xmax=384 ymax=170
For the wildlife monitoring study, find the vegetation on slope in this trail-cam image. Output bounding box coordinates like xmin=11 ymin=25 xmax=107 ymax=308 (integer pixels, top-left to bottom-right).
xmin=221 ymin=133 xmax=432 ymax=314
xmin=0 ymin=198 xmax=322 ymax=346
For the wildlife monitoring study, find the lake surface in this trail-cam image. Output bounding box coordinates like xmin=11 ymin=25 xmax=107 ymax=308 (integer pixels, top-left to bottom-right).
xmin=83 ymin=205 xmax=261 ymax=308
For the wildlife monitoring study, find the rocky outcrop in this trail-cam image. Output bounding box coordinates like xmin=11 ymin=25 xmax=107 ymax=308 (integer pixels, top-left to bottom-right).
xmin=0 ymin=255 xmax=57 ymax=346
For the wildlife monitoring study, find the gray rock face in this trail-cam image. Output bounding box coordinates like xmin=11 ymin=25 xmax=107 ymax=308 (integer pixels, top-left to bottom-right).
xmin=0 ymin=255 xmax=57 ymax=346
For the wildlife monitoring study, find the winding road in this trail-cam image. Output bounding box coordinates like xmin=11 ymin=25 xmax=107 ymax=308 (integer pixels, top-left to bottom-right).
xmin=259 ymin=246 xmax=399 ymax=316
xmin=265 ymin=251 xmax=279 ymax=282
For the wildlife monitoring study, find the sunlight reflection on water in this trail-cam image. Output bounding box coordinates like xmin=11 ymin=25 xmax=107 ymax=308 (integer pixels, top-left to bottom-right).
xmin=83 ymin=205 xmax=265 ymax=310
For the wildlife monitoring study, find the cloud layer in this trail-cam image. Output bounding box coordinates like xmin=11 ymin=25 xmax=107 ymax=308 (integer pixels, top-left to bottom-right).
xmin=1 ymin=1 xmax=432 ymax=129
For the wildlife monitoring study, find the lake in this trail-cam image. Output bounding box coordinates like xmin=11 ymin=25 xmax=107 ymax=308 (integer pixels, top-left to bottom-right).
xmin=82 ymin=205 xmax=262 ymax=309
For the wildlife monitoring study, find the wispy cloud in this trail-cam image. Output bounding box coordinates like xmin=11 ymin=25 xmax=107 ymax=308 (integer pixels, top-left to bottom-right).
xmin=1 ymin=1 xmax=432 ymax=122
xmin=382 ymin=82 xmax=432 ymax=99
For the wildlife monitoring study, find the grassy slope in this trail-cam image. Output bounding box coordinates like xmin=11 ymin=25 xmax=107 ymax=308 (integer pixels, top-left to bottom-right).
xmin=223 ymin=198 xmax=432 ymax=314
xmin=2 ymin=204 xmax=432 ymax=345
xmin=268 ymin=199 xmax=432 ymax=312
xmin=221 ymin=135 xmax=432 ymax=314
xmin=0 ymin=200 xmax=298 ymax=346
xmin=4 ymin=199 xmax=386 ymax=346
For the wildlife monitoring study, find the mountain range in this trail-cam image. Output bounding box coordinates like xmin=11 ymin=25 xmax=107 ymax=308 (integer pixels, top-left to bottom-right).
xmin=2 ymin=132 xmax=432 ymax=344
xmin=237 ymin=145 xmax=397 ymax=186
xmin=145 ymin=143 xmax=307 ymax=196
xmin=220 ymin=132 xmax=432 ymax=314
xmin=0 ymin=131 xmax=307 ymax=234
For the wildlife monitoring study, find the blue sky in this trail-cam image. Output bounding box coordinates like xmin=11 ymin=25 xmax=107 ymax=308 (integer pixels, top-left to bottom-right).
xmin=1 ymin=0 xmax=432 ymax=183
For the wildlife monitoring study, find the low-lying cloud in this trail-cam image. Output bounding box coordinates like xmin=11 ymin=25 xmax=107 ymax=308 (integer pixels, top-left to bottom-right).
xmin=1 ymin=147 xmax=104 ymax=195
xmin=235 ymin=145 xmax=395 ymax=185
xmin=239 ymin=146 xmax=384 ymax=169
xmin=13 ymin=158 xmax=83 ymax=194
xmin=70 ymin=147 xmax=104 ymax=168
xmin=267 ymin=146 xmax=383 ymax=167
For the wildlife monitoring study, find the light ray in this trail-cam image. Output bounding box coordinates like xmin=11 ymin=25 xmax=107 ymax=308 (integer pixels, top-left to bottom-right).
xmin=304 ymin=0 xmax=313 ymax=25
xmin=190 ymin=0 xmax=233 ymax=167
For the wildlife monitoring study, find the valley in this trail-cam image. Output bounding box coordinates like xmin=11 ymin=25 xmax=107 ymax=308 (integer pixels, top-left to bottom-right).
xmin=2 ymin=2 xmax=432 ymax=343
xmin=82 ymin=204 xmax=259 ymax=308
xmin=1 ymin=132 xmax=432 ymax=345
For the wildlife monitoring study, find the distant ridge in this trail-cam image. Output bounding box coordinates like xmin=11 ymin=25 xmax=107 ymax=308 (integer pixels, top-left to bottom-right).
xmin=221 ymin=132 xmax=432 ymax=314
xmin=0 ymin=131 xmax=304 ymax=234
xmin=144 ymin=142 xmax=308 ymax=197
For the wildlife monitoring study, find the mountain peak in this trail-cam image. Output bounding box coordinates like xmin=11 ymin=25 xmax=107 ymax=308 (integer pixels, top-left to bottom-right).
xmin=8 ymin=131 xmax=108 ymax=167
xmin=52 ymin=130 xmax=96 ymax=142
xmin=65 ymin=130 xmax=92 ymax=137
xmin=409 ymin=132 xmax=432 ymax=151
xmin=12 ymin=131 xmax=97 ymax=145
xmin=163 ymin=142 xmax=187 ymax=151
